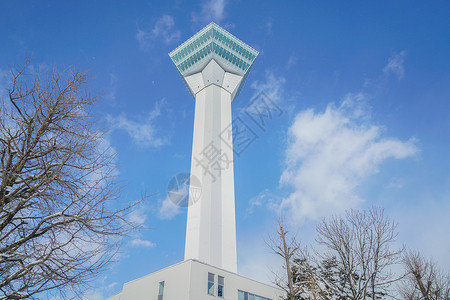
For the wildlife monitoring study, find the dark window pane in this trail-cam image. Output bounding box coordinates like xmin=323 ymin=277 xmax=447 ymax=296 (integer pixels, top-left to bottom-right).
xmin=208 ymin=282 xmax=214 ymax=295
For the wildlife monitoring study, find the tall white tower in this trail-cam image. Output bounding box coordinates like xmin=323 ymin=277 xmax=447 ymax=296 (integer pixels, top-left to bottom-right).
xmin=107 ymin=24 xmax=282 ymax=300
xmin=109 ymin=23 xmax=284 ymax=300
xmin=169 ymin=23 xmax=258 ymax=273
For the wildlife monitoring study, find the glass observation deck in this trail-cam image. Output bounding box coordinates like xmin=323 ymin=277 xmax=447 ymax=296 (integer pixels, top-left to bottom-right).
xmin=169 ymin=23 xmax=258 ymax=78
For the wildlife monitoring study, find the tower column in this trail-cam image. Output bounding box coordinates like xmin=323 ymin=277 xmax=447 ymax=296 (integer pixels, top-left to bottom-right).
xmin=185 ymin=61 xmax=238 ymax=273
xmin=169 ymin=22 xmax=258 ymax=274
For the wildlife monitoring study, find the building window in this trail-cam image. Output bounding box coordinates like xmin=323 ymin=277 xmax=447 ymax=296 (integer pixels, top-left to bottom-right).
xmin=238 ymin=290 xmax=272 ymax=300
xmin=158 ymin=281 xmax=164 ymax=300
xmin=208 ymin=272 xmax=215 ymax=295
xmin=218 ymin=276 xmax=224 ymax=297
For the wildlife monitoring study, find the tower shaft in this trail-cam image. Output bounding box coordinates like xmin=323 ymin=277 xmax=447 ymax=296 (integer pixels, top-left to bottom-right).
xmin=186 ymin=81 xmax=237 ymax=272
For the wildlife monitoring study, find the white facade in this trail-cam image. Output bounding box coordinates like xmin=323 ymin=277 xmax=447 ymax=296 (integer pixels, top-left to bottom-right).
xmin=108 ymin=259 xmax=283 ymax=300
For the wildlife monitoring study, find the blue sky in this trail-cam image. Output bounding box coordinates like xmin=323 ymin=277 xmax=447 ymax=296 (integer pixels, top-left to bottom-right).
xmin=1 ymin=1 xmax=450 ymax=298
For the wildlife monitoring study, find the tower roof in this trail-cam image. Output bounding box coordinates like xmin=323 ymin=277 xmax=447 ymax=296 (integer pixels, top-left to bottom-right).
xmin=169 ymin=22 xmax=258 ymax=80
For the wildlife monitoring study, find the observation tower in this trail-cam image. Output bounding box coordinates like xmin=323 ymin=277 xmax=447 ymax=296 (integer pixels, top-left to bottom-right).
xmin=169 ymin=22 xmax=258 ymax=273
xmin=107 ymin=23 xmax=282 ymax=300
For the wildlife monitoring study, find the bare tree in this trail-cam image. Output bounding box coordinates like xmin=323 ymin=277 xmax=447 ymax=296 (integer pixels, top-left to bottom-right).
xmin=0 ymin=61 xmax=137 ymax=299
xmin=267 ymin=217 xmax=340 ymax=300
xmin=267 ymin=216 xmax=302 ymax=300
xmin=398 ymin=250 xmax=450 ymax=300
xmin=316 ymin=207 xmax=401 ymax=300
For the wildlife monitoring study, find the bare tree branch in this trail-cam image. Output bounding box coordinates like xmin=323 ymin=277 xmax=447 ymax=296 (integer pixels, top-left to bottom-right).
xmin=398 ymin=250 xmax=450 ymax=300
xmin=316 ymin=207 xmax=402 ymax=300
xmin=266 ymin=215 xmax=302 ymax=300
xmin=0 ymin=61 xmax=140 ymax=299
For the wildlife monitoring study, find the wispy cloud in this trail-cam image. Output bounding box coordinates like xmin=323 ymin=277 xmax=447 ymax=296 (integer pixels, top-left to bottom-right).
xmin=130 ymin=238 xmax=155 ymax=248
xmin=383 ymin=50 xmax=406 ymax=80
xmin=159 ymin=196 xmax=181 ymax=220
xmin=280 ymin=93 xmax=418 ymax=223
xmin=128 ymin=207 xmax=147 ymax=226
xmin=246 ymin=189 xmax=280 ymax=215
xmin=81 ymin=290 xmax=104 ymax=300
xmin=136 ymin=15 xmax=180 ymax=50
xmin=192 ymin=0 xmax=227 ymax=25
xmin=287 ymin=54 xmax=298 ymax=69
xmin=107 ymin=100 xmax=168 ymax=148
xmin=0 ymin=68 xmax=9 ymax=98
xmin=104 ymin=73 xmax=118 ymax=103
xmin=266 ymin=17 xmax=273 ymax=35
xmin=251 ymin=71 xmax=286 ymax=103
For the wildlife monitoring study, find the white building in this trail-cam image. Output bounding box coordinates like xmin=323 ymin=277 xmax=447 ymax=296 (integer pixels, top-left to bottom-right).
xmin=108 ymin=23 xmax=283 ymax=300
xmin=108 ymin=259 xmax=281 ymax=300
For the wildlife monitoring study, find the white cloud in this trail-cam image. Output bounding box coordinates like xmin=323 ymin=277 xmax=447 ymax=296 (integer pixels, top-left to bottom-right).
xmin=158 ymin=196 xmax=181 ymax=220
xmin=136 ymin=15 xmax=180 ymax=50
xmin=287 ymin=55 xmax=298 ymax=69
xmin=130 ymin=238 xmax=155 ymax=248
xmin=266 ymin=17 xmax=273 ymax=35
xmin=82 ymin=289 xmax=104 ymax=300
xmin=0 ymin=68 xmax=9 ymax=98
xmin=246 ymin=189 xmax=280 ymax=215
xmin=251 ymin=71 xmax=286 ymax=103
xmin=192 ymin=0 xmax=227 ymax=25
xmin=105 ymin=73 xmax=118 ymax=103
xmin=128 ymin=208 xmax=147 ymax=226
xmin=107 ymin=282 xmax=118 ymax=290
xmin=246 ymin=196 xmax=262 ymax=215
xmin=107 ymin=101 xmax=168 ymax=148
xmin=383 ymin=51 xmax=406 ymax=80
xmin=280 ymin=93 xmax=418 ymax=223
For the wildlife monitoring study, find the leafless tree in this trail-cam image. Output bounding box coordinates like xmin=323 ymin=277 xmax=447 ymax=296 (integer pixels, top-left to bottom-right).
xmin=267 ymin=216 xmax=302 ymax=300
xmin=316 ymin=207 xmax=401 ymax=300
xmin=398 ymin=250 xmax=450 ymax=300
xmin=0 ymin=61 xmax=138 ymax=299
xmin=267 ymin=217 xmax=340 ymax=300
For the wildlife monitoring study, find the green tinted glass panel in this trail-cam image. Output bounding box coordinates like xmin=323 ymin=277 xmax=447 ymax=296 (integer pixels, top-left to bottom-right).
xmin=170 ymin=23 xmax=258 ymax=77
